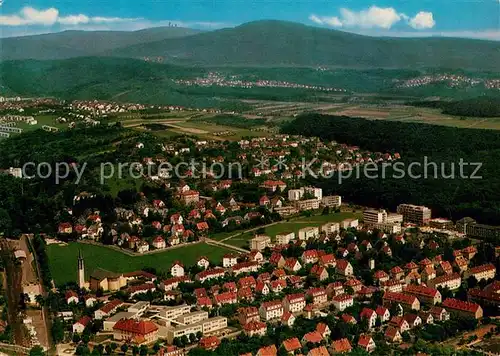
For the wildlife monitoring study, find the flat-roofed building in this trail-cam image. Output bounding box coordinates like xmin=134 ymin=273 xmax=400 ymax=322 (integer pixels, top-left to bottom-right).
xmin=250 ymin=235 xmax=271 ymax=251
xmin=397 ymin=204 xmax=431 ymax=225
xmin=166 ymin=317 xmax=227 ymax=344
xmin=321 ymin=195 xmax=342 ymax=208
xmin=298 ymin=226 xmax=319 ymax=241
xmin=175 ymin=311 xmax=208 ymax=325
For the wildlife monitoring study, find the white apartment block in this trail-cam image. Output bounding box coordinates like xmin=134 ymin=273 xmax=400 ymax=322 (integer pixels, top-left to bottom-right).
xmin=288 ymin=189 xmax=304 ymax=201
xmin=373 ymin=222 xmax=402 ymax=234
xmin=250 ymin=235 xmax=271 ymax=251
xmin=465 ymin=264 xmax=496 ymax=282
xmin=298 ymin=226 xmax=319 ymax=241
xmin=397 ymin=204 xmax=432 ymax=225
xmin=332 ymin=294 xmax=354 ymax=311
xmin=259 ymin=301 xmax=284 ymax=321
xmin=176 ymin=311 xmax=209 ymax=325
xmin=162 ymin=305 xmax=192 ymax=323
xmin=294 ymin=199 xmax=320 ymax=211
xmin=321 ymin=222 xmax=340 ymax=235
xmin=304 ymin=187 xmax=323 ymax=200
xmin=429 ymin=273 xmax=461 ymax=291
xmin=283 ymin=294 xmax=306 ymax=313
xmin=166 ymin=317 xmax=227 ymax=344
xmin=276 ymin=232 xmax=295 ymax=245
xmin=364 ymin=209 xmax=387 ymax=225
xmin=341 ymin=219 xmax=359 ymax=229
xmin=321 ymin=195 xmax=342 ymax=208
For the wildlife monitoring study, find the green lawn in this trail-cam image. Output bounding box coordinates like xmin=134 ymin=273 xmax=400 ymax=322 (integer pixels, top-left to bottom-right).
xmin=223 ymin=212 xmax=362 ymax=248
xmin=47 ymin=242 xmax=233 ymax=286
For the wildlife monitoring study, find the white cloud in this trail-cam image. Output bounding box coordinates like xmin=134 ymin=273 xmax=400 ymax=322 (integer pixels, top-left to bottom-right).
xmin=409 ymin=12 xmax=436 ymax=29
xmin=58 ymin=14 xmax=90 ymax=26
xmin=309 ymin=6 xmax=436 ymax=31
xmin=0 ymin=6 xmax=59 ymax=26
xmin=91 ymin=16 xmax=137 ymax=24
xmin=0 ymin=6 xmax=138 ymax=27
xmin=309 ymin=14 xmax=343 ymax=27
xmin=339 ymin=6 xmax=404 ymax=29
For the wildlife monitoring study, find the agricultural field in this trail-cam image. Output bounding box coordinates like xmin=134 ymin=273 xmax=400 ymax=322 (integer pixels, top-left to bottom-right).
xmin=325 ymin=105 xmax=500 ymax=130
xmin=219 ymin=211 xmax=362 ymax=248
xmin=47 ymin=242 xmax=234 ymax=285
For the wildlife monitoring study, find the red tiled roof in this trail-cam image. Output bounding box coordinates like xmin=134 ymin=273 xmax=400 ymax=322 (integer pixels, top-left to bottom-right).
xmin=332 ymin=338 xmax=352 ymax=353
xmin=113 ymin=319 xmax=158 ymax=335
xmin=99 ymin=299 xmax=123 ymax=314
xmin=442 ymin=298 xmax=481 ymax=313
xmin=404 ymin=284 xmax=439 ymax=298
xmin=468 ymin=263 xmax=496 ymax=274
xmin=303 ymin=331 xmax=323 ymax=343
xmin=383 ymin=291 xmax=418 ymax=306
xmin=358 ymin=334 xmax=374 ymax=348
xmin=282 ymin=337 xmax=301 ymax=352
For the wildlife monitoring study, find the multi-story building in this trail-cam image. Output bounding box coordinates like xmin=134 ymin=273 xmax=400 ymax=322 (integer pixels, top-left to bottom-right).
xmin=113 ymin=319 xmax=159 ymax=344
xmin=259 ymin=300 xmax=284 ymax=321
xmin=363 ymin=209 xmax=387 ymax=225
xmin=181 ymin=190 xmax=200 ymax=205
xmin=332 ymin=294 xmax=354 ymax=311
xmin=442 ymin=298 xmax=483 ymax=319
xmin=403 ymin=285 xmax=442 ymax=305
xmin=307 ymin=287 xmax=328 ymax=305
xmin=396 ymin=204 xmax=431 ymax=225
xmin=238 ymin=307 xmax=260 ymax=325
xmin=321 ymin=222 xmax=340 ymax=235
xmin=283 ymin=293 xmax=306 ymax=313
xmin=298 ymin=226 xmax=319 ymax=241
xmin=195 ymin=268 xmax=226 ymax=283
xmin=428 ymin=273 xmax=461 ymax=290
xmin=321 ymin=195 xmax=342 ymax=208
xmin=250 ymin=235 xmax=271 ymax=251
xmin=465 ymin=264 xmax=496 ymax=282
xmin=176 ymin=311 xmax=208 ymax=325
xmin=456 ymin=217 xmax=500 ymax=240
xmin=294 ymin=199 xmax=320 ymax=211
xmin=162 ymin=305 xmax=192 ymax=323
xmin=276 ymin=232 xmax=295 ymax=245
xmin=166 ymin=317 xmax=227 ymax=344
xmin=383 ymin=292 xmax=420 ymax=312
xmin=288 ymin=189 xmax=304 ymax=201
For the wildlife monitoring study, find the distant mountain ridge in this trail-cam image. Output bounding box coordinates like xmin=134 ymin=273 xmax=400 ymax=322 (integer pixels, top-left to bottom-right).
xmin=0 ymin=27 xmax=202 ymax=61
xmin=1 ymin=20 xmax=499 ymax=70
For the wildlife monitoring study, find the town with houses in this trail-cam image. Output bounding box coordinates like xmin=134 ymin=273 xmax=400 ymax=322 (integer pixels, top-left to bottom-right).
xmin=0 ymin=98 xmax=499 ymax=356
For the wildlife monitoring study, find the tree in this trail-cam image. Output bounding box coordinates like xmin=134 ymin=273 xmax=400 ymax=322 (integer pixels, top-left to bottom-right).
xmin=139 ymin=345 xmax=148 ymax=356
xmin=132 ymin=345 xmax=139 ymax=356
xmin=30 ymin=346 xmax=46 ymax=356
xmin=51 ymin=318 xmax=65 ymax=344
xmin=120 ymin=344 xmax=129 ymax=354
xmin=0 ymin=208 xmax=12 ymax=236
xmin=105 ymin=345 xmax=112 ymax=355
xmin=72 ymin=333 xmax=81 ymax=343
xmin=35 ymin=294 xmax=45 ymax=309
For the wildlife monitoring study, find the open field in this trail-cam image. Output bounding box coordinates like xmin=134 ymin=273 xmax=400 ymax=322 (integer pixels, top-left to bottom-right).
xmin=47 ymin=242 xmax=234 ymax=285
xmin=218 ymin=212 xmax=361 ymax=248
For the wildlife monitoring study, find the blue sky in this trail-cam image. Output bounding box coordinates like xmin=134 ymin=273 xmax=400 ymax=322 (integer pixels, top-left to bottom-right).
xmin=1 ymin=0 xmax=499 ymax=39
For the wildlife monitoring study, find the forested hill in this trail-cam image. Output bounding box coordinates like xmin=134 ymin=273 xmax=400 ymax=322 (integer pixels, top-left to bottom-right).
xmin=2 ymin=20 xmax=499 ymax=70
xmin=107 ymin=20 xmax=500 ymax=70
xmin=0 ymin=26 xmax=202 ymax=61
xmin=281 ymin=114 xmax=500 ymax=225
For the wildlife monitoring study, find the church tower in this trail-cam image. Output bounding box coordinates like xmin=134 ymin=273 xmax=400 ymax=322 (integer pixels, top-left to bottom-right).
xmin=77 ymin=249 xmax=85 ymax=288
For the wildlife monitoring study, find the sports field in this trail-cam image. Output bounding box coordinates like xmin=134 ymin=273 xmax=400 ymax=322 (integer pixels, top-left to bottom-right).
xmin=47 ymin=242 xmax=233 ymax=285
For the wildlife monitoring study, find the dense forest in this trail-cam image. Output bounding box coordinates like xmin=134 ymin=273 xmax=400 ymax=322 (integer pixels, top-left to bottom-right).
xmin=282 ymin=113 xmax=500 ymax=225
xmin=410 ymin=96 xmax=500 ymax=117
